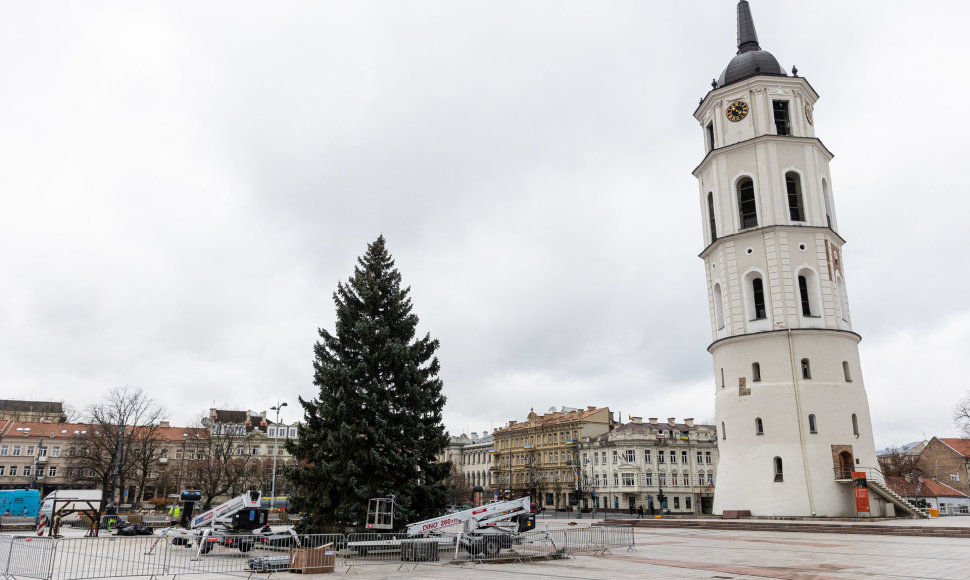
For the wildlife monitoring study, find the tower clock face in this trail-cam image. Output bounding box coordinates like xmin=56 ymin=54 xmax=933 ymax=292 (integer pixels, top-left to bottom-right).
xmin=725 ymin=100 xmax=748 ymax=122
xmin=805 ymin=103 xmax=814 ymax=125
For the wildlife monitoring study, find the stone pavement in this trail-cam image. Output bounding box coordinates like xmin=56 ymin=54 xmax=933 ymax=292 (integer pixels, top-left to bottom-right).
xmin=176 ymin=524 xmax=970 ymax=579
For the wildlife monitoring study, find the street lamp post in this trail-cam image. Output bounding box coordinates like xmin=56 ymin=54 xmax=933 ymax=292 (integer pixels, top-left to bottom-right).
xmin=107 ymin=425 xmax=125 ymax=515
xmin=270 ymin=402 xmax=287 ymax=510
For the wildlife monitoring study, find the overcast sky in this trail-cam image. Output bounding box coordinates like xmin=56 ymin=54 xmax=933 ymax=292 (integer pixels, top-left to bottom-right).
xmin=2 ymin=1 xmax=968 ymax=450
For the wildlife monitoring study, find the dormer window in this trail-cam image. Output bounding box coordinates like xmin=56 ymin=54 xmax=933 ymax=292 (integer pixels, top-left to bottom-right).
xmin=773 ymin=100 xmax=790 ymax=135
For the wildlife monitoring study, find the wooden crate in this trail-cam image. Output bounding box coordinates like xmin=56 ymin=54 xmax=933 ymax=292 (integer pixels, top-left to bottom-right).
xmin=288 ymin=543 xmax=335 ymax=574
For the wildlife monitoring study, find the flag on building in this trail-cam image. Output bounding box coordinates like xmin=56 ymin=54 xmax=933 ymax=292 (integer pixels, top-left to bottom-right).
xmin=679 ymin=432 xmax=689 ymax=441
xmin=708 ymin=476 xmax=714 ymax=489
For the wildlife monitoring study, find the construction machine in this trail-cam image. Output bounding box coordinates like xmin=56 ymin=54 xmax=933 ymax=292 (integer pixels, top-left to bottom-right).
xmin=160 ymin=490 xmax=297 ymax=556
xmin=351 ymin=496 xmax=543 ymax=557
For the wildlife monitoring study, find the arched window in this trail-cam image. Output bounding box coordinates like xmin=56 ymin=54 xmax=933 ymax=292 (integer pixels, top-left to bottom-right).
xmin=822 ymin=178 xmax=833 ymax=229
xmin=752 ymin=362 xmax=761 ymax=382
xmin=773 ymin=457 xmax=784 ymax=482
xmin=755 ymin=417 xmax=764 ymax=435
xmin=796 ymin=268 xmax=822 ymax=319
xmin=707 ymin=192 xmax=718 ymax=243
xmin=843 ymin=361 xmax=852 ymax=382
xmin=721 ymin=422 xmax=726 ymax=440
xmin=852 ymin=413 xmax=859 ymax=437
xmin=785 ymin=172 xmax=805 ymax=222
xmin=737 ymin=178 xmax=758 ymax=228
xmin=808 ymin=414 xmax=817 ymax=434
xmin=801 ymin=358 xmax=811 ymax=379
xmin=798 ymin=275 xmax=811 ymax=316
xmin=752 ymin=277 xmax=767 ymax=320
xmin=713 ymin=283 xmax=725 ymax=330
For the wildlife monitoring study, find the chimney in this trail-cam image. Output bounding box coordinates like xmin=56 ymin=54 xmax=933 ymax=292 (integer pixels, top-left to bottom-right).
xmin=508 ymin=420 xmax=517 ymax=426
xmin=685 ymin=418 xmax=695 ymax=427
xmin=587 ymin=406 xmax=596 ymax=411
xmin=631 ymin=417 xmax=643 ymax=424
xmin=667 ymin=417 xmax=676 ymax=426
xmin=649 ymin=417 xmax=658 ymax=425
xmin=471 ymin=432 xmax=478 ymax=440
xmin=159 ymin=421 xmax=171 ymax=428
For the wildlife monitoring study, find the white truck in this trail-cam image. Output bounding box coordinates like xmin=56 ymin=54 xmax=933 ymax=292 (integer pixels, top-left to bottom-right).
xmin=351 ymin=496 xmax=542 ymax=557
xmin=164 ymin=490 xmax=297 ymax=555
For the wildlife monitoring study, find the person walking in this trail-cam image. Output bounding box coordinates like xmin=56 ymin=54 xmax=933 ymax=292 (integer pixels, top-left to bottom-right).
xmin=637 ymin=505 xmax=644 ymax=519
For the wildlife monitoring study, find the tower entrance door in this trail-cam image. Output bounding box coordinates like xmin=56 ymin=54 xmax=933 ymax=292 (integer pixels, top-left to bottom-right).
xmin=833 ymin=448 xmax=854 ymax=480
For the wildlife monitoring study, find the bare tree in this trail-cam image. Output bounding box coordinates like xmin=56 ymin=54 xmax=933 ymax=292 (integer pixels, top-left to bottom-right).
xmin=129 ymin=424 xmax=167 ymax=505
xmin=68 ymin=386 xmax=166 ymax=509
xmin=446 ymin=464 xmax=472 ymax=506
xmin=182 ymin=418 xmax=260 ymax=509
xmin=878 ymin=447 xmax=924 ymax=479
xmin=954 ymin=391 xmax=970 ymax=438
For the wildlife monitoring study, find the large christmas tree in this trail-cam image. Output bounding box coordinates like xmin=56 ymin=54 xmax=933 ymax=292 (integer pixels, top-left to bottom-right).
xmin=287 ymin=236 xmax=451 ymax=533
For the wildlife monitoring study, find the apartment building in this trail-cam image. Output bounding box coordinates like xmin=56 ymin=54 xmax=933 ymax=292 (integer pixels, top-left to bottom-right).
xmin=490 ymin=406 xmax=613 ymax=508
xmin=583 ymin=417 xmax=718 ymax=514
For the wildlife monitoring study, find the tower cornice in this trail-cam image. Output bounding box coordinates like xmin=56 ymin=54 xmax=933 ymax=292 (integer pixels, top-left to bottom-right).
xmin=692 ymin=134 xmax=833 ymax=177
xmin=707 ymin=327 xmax=862 ymax=354
xmin=694 ymin=75 xmax=819 ymax=120
xmin=697 ymin=224 xmax=845 ymax=260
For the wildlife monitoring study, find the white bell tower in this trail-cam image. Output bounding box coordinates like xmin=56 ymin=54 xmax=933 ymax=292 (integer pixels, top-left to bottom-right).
xmin=694 ymin=1 xmax=882 ymax=517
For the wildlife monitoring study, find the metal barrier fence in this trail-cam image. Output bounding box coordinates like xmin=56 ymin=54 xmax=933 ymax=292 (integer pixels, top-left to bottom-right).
xmin=543 ymin=523 xmax=635 ymax=554
xmin=4 ymin=536 xmax=56 ymax=579
xmin=0 ymin=524 xmax=635 ymax=578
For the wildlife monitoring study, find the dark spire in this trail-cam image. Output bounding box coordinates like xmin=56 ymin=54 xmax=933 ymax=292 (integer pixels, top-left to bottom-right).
xmin=736 ymin=1 xmax=760 ymax=54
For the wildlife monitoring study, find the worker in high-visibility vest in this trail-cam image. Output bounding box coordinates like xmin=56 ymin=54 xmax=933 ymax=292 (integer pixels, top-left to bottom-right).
xmin=167 ymin=504 xmax=181 ymax=525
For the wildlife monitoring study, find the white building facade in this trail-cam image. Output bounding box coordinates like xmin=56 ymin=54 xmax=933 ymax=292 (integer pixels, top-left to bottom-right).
xmin=584 ymin=417 xmax=718 ymax=514
xmin=694 ymin=2 xmax=886 ymax=517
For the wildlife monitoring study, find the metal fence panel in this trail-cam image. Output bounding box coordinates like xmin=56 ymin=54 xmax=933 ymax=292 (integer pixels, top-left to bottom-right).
xmin=450 ymin=529 xmax=562 ymax=564
xmin=51 ymin=536 xmax=166 ymax=580
xmin=542 ymin=524 xmax=634 ymax=554
xmin=0 ymin=534 xmax=12 ymax=576
xmin=5 ymin=536 xmax=55 ymax=579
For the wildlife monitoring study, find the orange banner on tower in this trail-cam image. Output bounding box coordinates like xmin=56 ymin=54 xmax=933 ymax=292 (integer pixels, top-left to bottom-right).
xmin=852 ymin=471 xmax=870 ymax=513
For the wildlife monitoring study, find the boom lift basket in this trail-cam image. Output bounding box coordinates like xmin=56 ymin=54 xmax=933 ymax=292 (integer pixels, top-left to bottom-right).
xmin=366 ymin=497 xmax=395 ymax=530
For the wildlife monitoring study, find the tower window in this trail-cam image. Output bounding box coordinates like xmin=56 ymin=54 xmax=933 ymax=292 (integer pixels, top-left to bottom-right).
xmin=721 ymin=421 xmax=726 ymax=440
xmin=713 ymin=283 xmax=725 ymax=330
xmin=801 ymin=358 xmax=811 ymax=379
xmin=852 ymin=413 xmax=859 ymax=437
xmin=773 ymin=100 xmax=790 ymax=135
xmin=796 ymin=268 xmax=822 ymax=319
xmin=837 ymin=275 xmax=850 ymax=322
xmin=843 ymin=361 xmax=852 ymax=382
xmin=751 ymin=277 xmax=767 ymax=320
xmin=808 ymin=414 xmax=817 ymax=434
xmin=737 ymin=178 xmax=758 ymax=228
xmin=773 ymin=457 xmax=784 ymax=482
xmin=798 ymin=275 xmax=812 ymax=316
xmin=755 ymin=417 xmax=764 ymax=435
xmin=720 ymin=368 xmax=725 ymax=389
xmin=706 ymin=122 xmax=715 ymax=151
xmin=785 ymin=172 xmax=805 ymax=222
xmin=752 ymin=362 xmax=761 ymax=382
xmin=707 ymin=192 xmax=718 ymax=243
xmin=822 ymin=178 xmax=833 ymax=229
